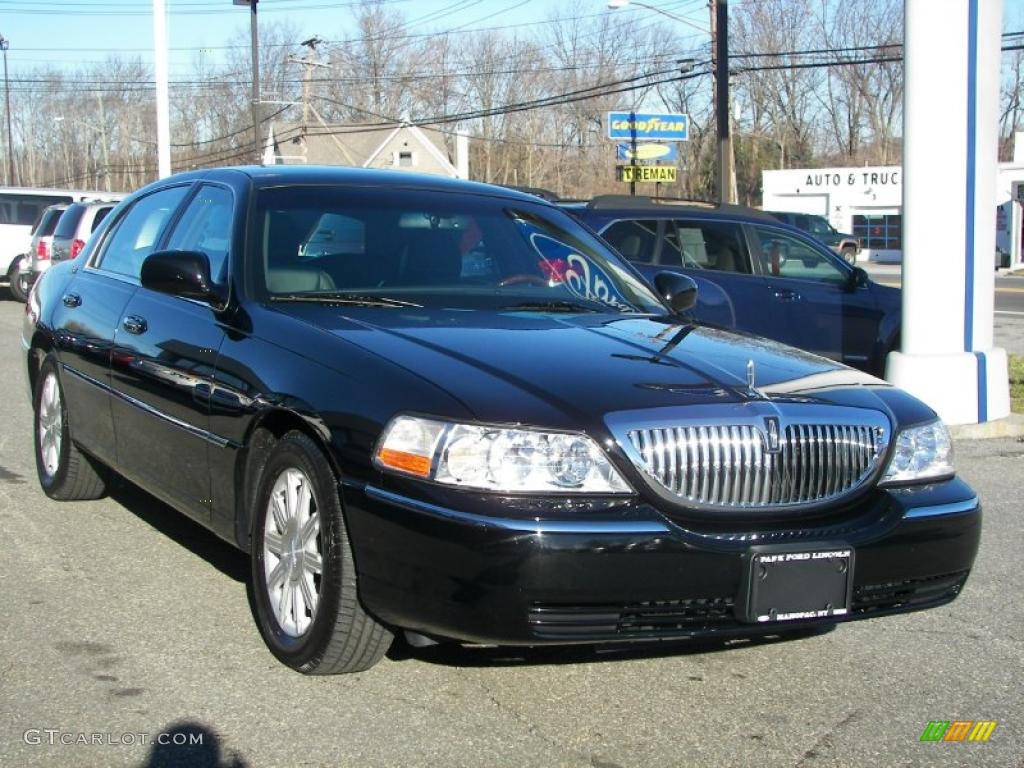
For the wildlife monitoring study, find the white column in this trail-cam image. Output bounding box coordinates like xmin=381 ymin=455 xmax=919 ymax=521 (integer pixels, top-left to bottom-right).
xmin=886 ymin=0 xmax=1009 ymax=425
xmin=153 ymin=0 xmax=171 ymax=179
xmin=455 ymin=130 xmax=469 ymax=180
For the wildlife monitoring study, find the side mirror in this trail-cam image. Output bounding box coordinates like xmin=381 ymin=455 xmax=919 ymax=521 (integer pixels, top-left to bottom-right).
xmin=141 ymin=250 xmax=223 ymax=306
xmin=846 ymin=266 xmax=869 ymax=291
xmin=653 ymin=271 xmax=698 ymax=313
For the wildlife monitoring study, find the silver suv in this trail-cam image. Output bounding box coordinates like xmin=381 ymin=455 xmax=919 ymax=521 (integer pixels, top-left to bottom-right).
xmin=27 ymin=204 xmax=69 ymax=288
xmin=49 ymin=199 xmax=121 ymax=268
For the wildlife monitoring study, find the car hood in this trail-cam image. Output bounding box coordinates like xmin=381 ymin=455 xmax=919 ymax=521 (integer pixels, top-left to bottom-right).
xmin=282 ymin=306 xmax=923 ymax=431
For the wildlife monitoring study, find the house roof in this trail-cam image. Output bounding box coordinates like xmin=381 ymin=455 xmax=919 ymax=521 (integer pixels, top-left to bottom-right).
xmin=267 ymin=121 xmax=455 ymax=172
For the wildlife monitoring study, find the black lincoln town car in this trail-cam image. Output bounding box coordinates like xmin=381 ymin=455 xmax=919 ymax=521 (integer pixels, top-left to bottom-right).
xmin=22 ymin=167 xmax=980 ymax=674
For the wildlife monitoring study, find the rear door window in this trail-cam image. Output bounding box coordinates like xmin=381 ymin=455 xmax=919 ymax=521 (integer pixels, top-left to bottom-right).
xmin=94 ymin=186 xmax=190 ymax=279
xmin=667 ymin=220 xmax=752 ymax=274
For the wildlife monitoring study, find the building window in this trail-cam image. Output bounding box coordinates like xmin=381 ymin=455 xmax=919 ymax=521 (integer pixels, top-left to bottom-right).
xmin=852 ymin=213 xmax=902 ymax=250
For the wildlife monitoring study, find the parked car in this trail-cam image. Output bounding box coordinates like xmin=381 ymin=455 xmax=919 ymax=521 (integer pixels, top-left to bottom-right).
xmin=24 ymin=167 xmax=979 ymax=675
xmin=765 ymin=210 xmax=861 ymax=264
xmin=0 ymin=186 xmax=107 ymax=301
xmin=562 ymin=196 xmax=900 ymax=378
xmin=49 ymin=199 xmax=121 ymax=267
xmin=27 ymin=204 xmax=69 ymax=289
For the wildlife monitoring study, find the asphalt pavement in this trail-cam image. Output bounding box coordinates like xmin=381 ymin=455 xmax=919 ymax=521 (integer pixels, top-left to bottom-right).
xmin=0 ymin=298 xmax=1021 ymax=768
xmin=863 ymin=264 xmax=1024 ymax=356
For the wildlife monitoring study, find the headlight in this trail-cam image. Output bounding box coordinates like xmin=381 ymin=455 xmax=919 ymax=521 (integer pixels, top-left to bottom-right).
xmin=374 ymin=415 xmax=633 ymax=494
xmin=880 ymin=420 xmax=954 ymax=485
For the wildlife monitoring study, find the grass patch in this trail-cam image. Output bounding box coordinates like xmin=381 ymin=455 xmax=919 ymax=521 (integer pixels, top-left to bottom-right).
xmin=1011 ymin=355 xmax=1024 ymax=414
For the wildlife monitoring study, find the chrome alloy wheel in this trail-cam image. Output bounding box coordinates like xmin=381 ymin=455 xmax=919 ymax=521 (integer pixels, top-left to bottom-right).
xmin=37 ymin=372 xmax=63 ymax=478
xmin=263 ymin=467 xmax=323 ymax=637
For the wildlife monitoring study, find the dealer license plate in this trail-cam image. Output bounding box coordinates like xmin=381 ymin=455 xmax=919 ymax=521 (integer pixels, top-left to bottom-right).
xmin=739 ymin=544 xmax=854 ymax=623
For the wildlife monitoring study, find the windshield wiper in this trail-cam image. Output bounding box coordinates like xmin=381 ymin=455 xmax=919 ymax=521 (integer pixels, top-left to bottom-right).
xmin=501 ymin=300 xmax=613 ymax=313
xmin=270 ymin=293 xmax=423 ymax=308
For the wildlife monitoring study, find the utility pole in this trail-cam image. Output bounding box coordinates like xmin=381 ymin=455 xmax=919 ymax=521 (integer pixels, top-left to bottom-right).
xmin=96 ymin=93 xmax=111 ymax=192
xmin=710 ymin=0 xmax=736 ymax=204
xmin=292 ymin=37 xmax=324 ymax=124
xmin=0 ymin=34 xmax=15 ymax=186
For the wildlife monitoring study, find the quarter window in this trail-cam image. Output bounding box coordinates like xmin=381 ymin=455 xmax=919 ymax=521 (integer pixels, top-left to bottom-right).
xmin=166 ymin=185 xmax=234 ymax=285
xmin=601 ymin=220 xmax=659 ymax=264
xmin=95 ymin=186 xmax=190 ymax=279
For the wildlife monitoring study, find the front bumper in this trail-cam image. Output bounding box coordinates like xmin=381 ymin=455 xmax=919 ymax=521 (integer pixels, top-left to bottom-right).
xmin=343 ymin=478 xmax=981 ymax=645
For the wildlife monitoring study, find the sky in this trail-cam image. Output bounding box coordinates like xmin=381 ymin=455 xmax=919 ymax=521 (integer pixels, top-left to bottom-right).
xmin=0 ymin=0 xmax=713 ymax=78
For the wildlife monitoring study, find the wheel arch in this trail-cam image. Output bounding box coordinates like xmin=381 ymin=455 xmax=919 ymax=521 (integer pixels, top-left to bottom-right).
xmin=27 ymin=333 xmax=54 ymax=397
xmin=234 ymin=406 xmax=345 ymax=552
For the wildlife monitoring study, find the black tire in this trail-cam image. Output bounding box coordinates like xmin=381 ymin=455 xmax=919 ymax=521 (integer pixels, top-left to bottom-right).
xmin=8 ymin=256 xmax=29 ymax=302
xmin=33 ymin=354 xmax=108 ymax=500
xmin=840 ymin=246 xmax=857 ymax=266
xmin=249 ymin=430 xmax=392 ymax=674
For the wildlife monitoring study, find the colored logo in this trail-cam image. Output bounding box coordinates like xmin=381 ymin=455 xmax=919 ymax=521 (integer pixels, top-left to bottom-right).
xmin=920 ymin=721 xmax=997 ymax=742
xmin=616 ymin=143 xmax=678 ymax=162
xmin=608 ymin=112 xmax=689 ymax=141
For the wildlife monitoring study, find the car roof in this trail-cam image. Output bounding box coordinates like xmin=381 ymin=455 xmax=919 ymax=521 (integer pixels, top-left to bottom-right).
xmin=165 ymin=165 xmax=550 ymax=205
xmin=559 ymin=195 xmax=781 ymax=224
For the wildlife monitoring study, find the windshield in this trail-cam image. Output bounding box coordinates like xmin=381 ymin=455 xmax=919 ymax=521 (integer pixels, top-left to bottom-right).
xmin=252 ymin=185 xmax=667 ymax=314
xmin=53 ymin=204 xmax=86 ymax=239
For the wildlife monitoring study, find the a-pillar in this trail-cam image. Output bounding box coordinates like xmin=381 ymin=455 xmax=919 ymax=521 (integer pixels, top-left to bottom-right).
xmin=886 ymin=0 xmax=1010 ymax=425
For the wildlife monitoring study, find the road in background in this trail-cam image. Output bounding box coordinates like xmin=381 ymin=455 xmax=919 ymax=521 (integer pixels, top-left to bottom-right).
xmin=0 ymin=300 xmax=1021 ymax=768
xmin=864 ymin=264 xmax=1024 ymax=356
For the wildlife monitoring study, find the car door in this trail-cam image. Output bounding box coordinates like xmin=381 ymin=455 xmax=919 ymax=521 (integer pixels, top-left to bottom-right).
xmin=663 ymin=217 xmax=780 ymax=337
xmin=747 ymin=224 xmax=884 ymax=370
xmin=600 ymin=217 xmax=776 ymax=334
xmin=109 ymin=183 xmax=233 ymax=523
xmin=51 ymin=188 xmax=189 ymax=465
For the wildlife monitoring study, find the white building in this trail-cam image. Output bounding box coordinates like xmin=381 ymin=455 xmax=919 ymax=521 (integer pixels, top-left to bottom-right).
xmin=761 ymin=133 xmax=1024 ymax=267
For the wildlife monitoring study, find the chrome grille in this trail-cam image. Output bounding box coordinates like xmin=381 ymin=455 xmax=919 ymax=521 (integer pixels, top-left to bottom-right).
xmin=626 ymin=421 xmax=884 ymax=509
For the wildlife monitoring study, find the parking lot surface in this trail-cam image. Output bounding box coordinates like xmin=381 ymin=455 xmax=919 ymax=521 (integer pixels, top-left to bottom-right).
xmin=0 ymin=298 xmax=1021 ymax=768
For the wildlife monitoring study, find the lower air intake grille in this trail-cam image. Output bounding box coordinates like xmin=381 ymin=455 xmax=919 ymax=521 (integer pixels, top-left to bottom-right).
xmin=852 ymin=571 xmax=969 ymax=614
xmin=528 ymin=597 xmax=736 ymax=640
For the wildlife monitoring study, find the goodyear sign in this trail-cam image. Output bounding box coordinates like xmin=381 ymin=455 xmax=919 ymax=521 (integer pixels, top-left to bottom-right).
xmin=618 ymin=166 xmax=677 ymax=183
xmin=608 ymin=112 xmax=689 ymax=141
xmin=616 ymin=143 xmax=678 ymax=162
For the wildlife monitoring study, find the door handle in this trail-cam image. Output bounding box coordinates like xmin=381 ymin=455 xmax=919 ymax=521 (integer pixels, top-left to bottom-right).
xmin=62 ymin=293 xmax=81 ymax=308
xmin=773 ymin=289 xmax=801 ymax=302
xmin=122 ymin=315 xmax=148 ymax=335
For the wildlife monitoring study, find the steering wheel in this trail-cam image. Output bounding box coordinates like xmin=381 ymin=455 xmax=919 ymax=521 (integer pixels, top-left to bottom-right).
xmin=498 ymin=274 xmax=549 ymax=287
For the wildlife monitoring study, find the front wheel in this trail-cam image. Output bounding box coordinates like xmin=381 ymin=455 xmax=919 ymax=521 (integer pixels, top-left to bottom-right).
xmin=249 ymin=431 xmax=392 ymax=674
xmin=8 ymin=256 xmax=29 ymax=302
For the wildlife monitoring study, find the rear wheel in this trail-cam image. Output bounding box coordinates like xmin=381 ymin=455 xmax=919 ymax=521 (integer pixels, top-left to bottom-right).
xmin=840 ymin=245 xmax=857 ymax=266
xmin=8 ymin=256 xmax=29 ymax=302
xmin=249 ymin=431 xmax=392 ymax=674
xmin=33 ymin=355 xmax=108 ymax=500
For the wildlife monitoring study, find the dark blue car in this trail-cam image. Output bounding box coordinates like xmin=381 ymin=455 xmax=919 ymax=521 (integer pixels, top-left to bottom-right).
xmin=562 ymin=197 xmax=901 ymax=377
